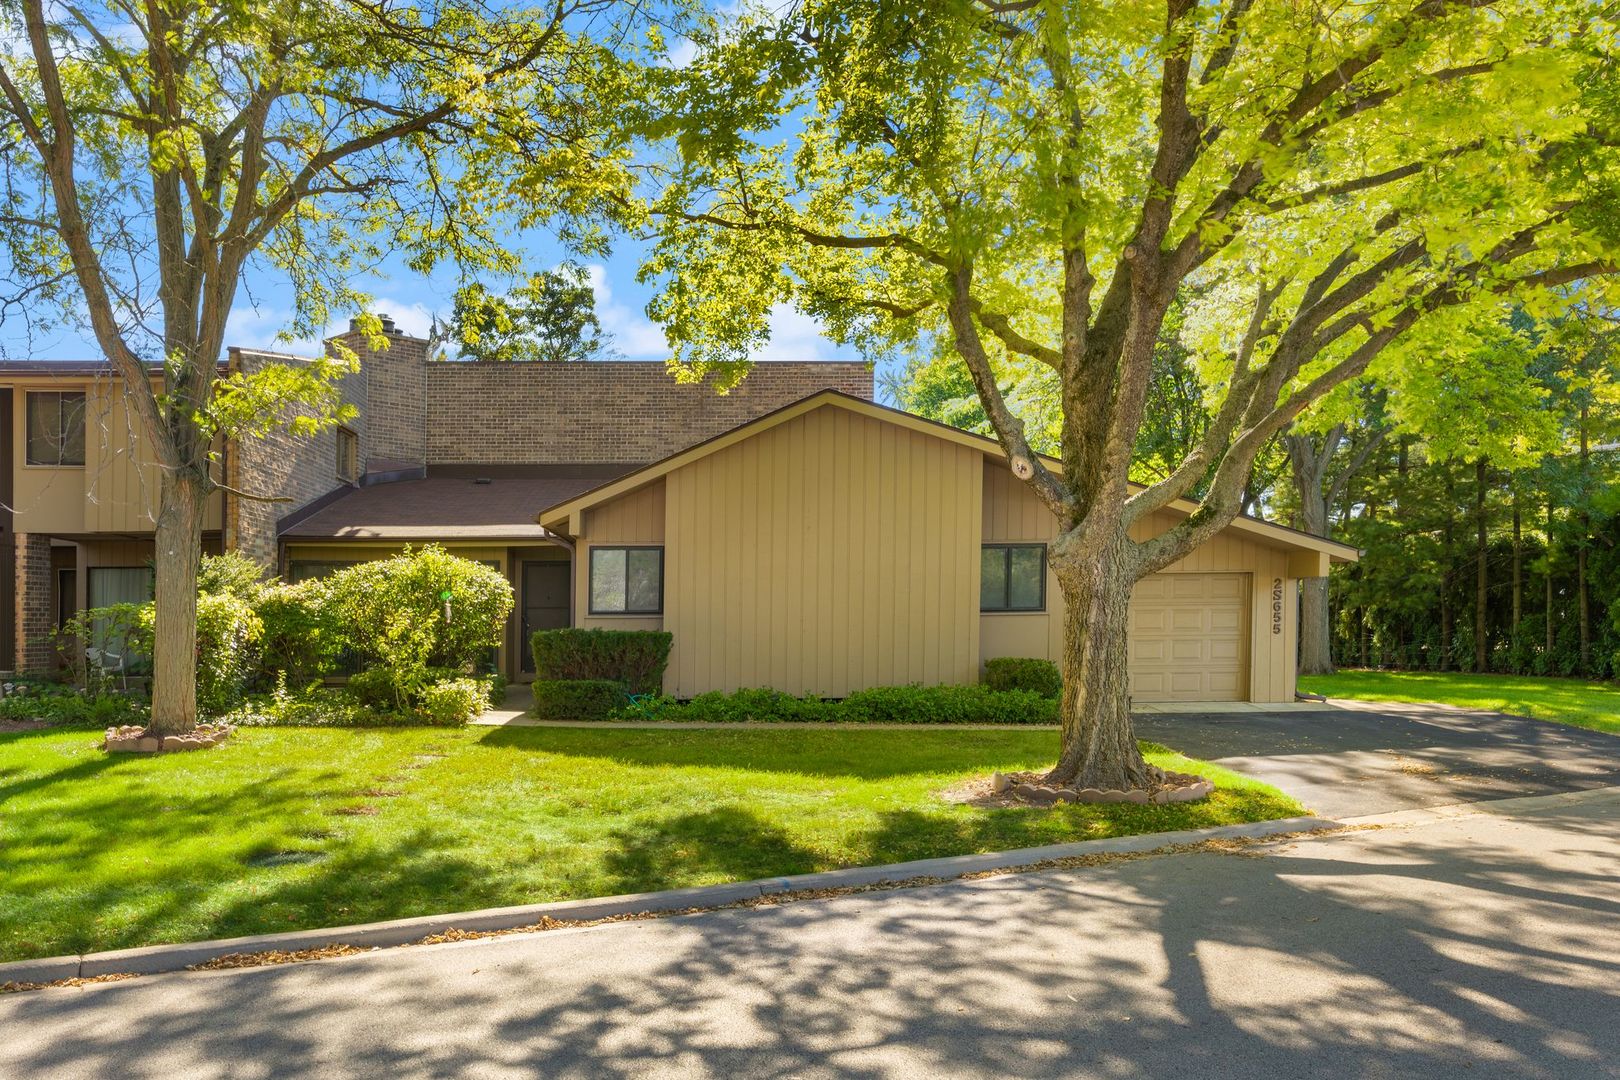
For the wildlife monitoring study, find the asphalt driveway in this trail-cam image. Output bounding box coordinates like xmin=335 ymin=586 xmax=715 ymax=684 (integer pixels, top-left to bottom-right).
xmin=1136 ymin=702 xmax=1620 ymax=818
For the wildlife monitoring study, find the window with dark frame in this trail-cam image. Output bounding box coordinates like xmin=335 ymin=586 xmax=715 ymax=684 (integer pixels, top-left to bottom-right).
xmin=980 ymin=544 xmax=1046 ymax=612
xmin=589 ymin=546 xmax=663 ymax=615
xmin=26 ymin=392 xmax=86 ymax=466
xmin=335 ymin=427 xmax=359 ymax=483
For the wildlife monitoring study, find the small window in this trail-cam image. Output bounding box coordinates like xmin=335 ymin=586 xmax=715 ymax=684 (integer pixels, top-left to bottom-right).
xmin=336 ymin=427 xmax=359 ymax=483
xmin=26 ymin=391 xmax=86 ymax=466
xmin=981 ymin=544 xmax=1046 ymax=612
xmin=589 ymin=547 xmax=663 ymax=615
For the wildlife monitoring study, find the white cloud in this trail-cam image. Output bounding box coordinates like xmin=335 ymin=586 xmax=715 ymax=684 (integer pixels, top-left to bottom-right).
xmin=585 ymin=264 xmax=847 ymax=363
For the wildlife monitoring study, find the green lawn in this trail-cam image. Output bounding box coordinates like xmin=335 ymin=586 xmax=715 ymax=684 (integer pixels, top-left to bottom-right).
xmin=0 ymin=723 xmax=1300 ymax=964
xmin=1299 ymin=670 xmax=1620 ymax=735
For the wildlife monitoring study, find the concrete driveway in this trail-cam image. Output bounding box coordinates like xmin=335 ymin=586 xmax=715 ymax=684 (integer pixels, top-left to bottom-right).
xmin=2 ymin=788 xmax=1616 ymax=1079
xmin=1135 ymin=702 xmax=1620 ymax=818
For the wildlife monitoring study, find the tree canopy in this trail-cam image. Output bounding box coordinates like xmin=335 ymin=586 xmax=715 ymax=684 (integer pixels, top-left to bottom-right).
xmin=641 ymin=0 xmax=1620 ymax=789
xmin=442 ymin=266 xmax=614 ymax=362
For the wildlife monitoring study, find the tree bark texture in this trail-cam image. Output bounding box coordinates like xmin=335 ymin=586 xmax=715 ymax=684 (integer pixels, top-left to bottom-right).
xmin=1044 ymin=535 xmax=1150 ymax=792
xmin=1475 ymin=457 xmax=1488 ymax=673
xmin=148 ymin=470 xmax=205 ymax=734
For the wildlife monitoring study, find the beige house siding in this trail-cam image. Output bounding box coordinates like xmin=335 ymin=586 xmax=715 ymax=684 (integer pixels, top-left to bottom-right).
xmin=574 ymin=481 xmax=666 ymax=633
xmin=9 ymin=377 xmax=224 ymax=536
xmin=980 ymin=461 xmax=1300 ymax=702
xmin=654 ymin=404 xmax=983 ymax=697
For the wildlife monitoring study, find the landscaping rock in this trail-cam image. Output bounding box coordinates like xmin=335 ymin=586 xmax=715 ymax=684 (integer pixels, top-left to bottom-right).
xmin=1051 ymin=789 xmax=1080 ymax=804
xmin=1121 ymin=790 xmax=1151 ymax=804
xmin=1023 ymin=787 xmax=1060 ymax=806
xmin=990 ymin=772 xmax=1010 ymax=794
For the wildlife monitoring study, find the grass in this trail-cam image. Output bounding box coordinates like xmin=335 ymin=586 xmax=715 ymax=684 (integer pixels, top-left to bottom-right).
xmin=1299 ymin=669 xmax=1620 ymax=735
xmin=0 ymin=724 xmax=1300 ymax=964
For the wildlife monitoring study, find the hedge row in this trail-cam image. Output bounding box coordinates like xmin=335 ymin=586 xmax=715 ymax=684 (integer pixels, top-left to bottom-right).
xmin=612 ymin=684 xmax=1056 ymax=725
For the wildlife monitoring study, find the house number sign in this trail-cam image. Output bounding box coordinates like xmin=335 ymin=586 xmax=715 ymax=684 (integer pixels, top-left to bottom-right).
xmin=1270 ymin=578 xmax=1284 ymax=635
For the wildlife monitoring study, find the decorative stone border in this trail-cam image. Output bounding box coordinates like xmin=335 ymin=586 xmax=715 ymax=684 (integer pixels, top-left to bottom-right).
xmin=104 ymin=723 xmax=234 ymax=754
xmin=991 ymin=769 xmax=1214 ymax=806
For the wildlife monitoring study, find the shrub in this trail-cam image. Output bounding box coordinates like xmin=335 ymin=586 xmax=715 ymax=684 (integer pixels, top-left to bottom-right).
xmin=983 ymin=657 xmax=1063 ymax=697
xmin=531 ymin=678 xmax=626 ymax=720
xmin=658 ymin=687 xmax=831 ymax=723
xmin=324 ymin=546 xmax=514 ymax=707
xmin=622 ymin=684 xmax=1056 ymax=725
xmin=194 ymin=591 xmax=263 ymax=714
xmin=416 ymin=677 xmax=491 ymax=725
xmin=197 ymin=552 xmax=268 ymax=601
xmin=841 ymin=684 xmax=1057 ymax=724
xmin=0 ymin=689 xmax=144 ymax=727
xmin=254 ymin=579 xmax=347 ymax=683
xmin=344 ymin=667 xmax=409 ymax=711
xmin=531 ymin=628 xmax=672 ymax=696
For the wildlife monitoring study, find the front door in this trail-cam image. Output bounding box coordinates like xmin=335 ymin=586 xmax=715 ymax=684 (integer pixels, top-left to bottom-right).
xmin=521 ymin=561 xmax=572 ymax=673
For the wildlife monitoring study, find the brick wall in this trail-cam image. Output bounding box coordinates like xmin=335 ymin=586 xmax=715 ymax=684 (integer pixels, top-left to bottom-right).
xmin=334 ymin=327 xmax=427 ymax=468
xmin=13 ymin=532 xmax=53 ymax=672
xmin=225 ymin=347 xmax=366 ymax=568
xmin=424 ymin=360 xmax=874 ymax=465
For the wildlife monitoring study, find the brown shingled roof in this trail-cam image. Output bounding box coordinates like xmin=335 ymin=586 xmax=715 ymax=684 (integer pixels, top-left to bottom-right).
xmin=280 ymin=471 xmax=625 ymax=541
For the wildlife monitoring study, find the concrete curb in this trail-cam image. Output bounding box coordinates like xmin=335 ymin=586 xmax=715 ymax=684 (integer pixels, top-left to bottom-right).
xmin=0 ymin=815 xmax=1335 ymax=986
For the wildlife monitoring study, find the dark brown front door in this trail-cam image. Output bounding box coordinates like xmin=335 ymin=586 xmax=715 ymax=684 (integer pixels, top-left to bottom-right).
xmin=521 ymin=562 xmax=571 ymax=673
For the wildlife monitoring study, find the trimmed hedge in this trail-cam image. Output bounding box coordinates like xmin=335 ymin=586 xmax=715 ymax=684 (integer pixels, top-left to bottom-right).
xmin=622 ymin=684 xmax=1056 ymax=725
xmin=983 ymin=657 xmax=1063 ymax=698
xmin=531 ymin=628 xmax=673 ymax=696
xmin=531 ymin=678 xmax=627 ymax=721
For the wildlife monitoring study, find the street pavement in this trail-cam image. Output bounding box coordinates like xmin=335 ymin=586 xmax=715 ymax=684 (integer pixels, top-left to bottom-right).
xmin=3 ymin=785 xmax=1618 ymax=1079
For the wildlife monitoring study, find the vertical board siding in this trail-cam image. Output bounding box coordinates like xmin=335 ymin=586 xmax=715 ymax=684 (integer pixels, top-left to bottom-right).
xmin=575 ymin=480 xmax=667 ymax=633
xmin=660 ymin=405 xmax=981 ymax=697
xmin=980 ymin=460 xmax=1299 ymax=702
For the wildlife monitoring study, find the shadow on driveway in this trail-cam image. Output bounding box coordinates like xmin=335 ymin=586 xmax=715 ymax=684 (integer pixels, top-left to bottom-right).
xmin=1136 ymin=706 xmax=1620 ymax=818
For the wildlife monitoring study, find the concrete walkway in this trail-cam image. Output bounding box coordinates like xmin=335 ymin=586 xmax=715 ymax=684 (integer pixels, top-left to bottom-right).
xmin=4 ymin=787 xmax=1616 ymax=1079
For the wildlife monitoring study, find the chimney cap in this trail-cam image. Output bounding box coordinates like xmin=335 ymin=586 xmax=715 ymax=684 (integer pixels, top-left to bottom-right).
xmin=348 ymin=313 xmax=399 ymax=334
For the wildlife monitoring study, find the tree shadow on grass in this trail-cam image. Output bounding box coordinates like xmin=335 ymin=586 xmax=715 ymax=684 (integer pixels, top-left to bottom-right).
xmin=599 ymin=806 xmax=826 ymax=892
xmin=476 ymin=724 xmax=1059 ymax=781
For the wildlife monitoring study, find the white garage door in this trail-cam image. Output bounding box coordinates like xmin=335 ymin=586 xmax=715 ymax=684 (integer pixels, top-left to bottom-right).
xmin=1129 ymin=573 xmax=1249 ymax=702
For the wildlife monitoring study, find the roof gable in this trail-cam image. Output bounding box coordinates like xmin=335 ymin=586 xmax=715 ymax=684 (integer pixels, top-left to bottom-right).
xmin=538 ymin=390 xmax=1358 ymax=563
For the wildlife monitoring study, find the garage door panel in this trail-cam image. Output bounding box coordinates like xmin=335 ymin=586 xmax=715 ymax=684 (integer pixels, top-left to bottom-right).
xmin=1129 ymin=573 xmax=1248 ymax=703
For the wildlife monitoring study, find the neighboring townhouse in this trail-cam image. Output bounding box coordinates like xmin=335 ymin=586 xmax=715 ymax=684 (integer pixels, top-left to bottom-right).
xmin=539 ymin=392 xmax=1358 ymax=703
xmin=0 ymin=318 xmax=873 ymax=679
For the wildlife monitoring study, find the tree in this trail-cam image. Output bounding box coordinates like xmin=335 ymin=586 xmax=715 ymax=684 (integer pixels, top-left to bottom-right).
xmin=0 ymin=0 xmax=642 ymax=733
xmin=444 ymin=266 xmax=614 ymax=363
xmin=643 ymin=1 xmax=1620 ymax=790
xmin=1282 ymin=388 xmax=1389 ymax=675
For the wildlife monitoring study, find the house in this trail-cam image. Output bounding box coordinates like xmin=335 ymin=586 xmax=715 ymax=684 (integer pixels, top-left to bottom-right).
xmin=1 ymin=325 xmax=1354 ymax=701
xmin=538 ymin=391 xmax=1359 ymax=702
xmin=0 ymin=319 xmax=872 ymax=678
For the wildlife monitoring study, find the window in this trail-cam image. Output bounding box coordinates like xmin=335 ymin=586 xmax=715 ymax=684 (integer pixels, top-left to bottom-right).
xmin=86 ymin=566 xmax=154 ymax=661
xmin=589 ymin=547 xmax=663 ymax=615
xmin=336 ymin=427 xmax=359 ymax=483
xmin=26 ymin=392 xmax=86 ymax=466
xmin=981 ymin=544 xmax=1046 ymax=612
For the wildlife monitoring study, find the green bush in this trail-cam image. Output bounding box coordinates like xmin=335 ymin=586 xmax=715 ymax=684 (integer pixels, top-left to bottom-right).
xmin=323 ymin=546 xmax=514 ymax=708
xmin=620 ymin=684 xmax=1056 ymax=725
xmin=841 ymin=684 xmax=1057 ymax=724
xmin=531 ymin=628 xmax=672 ymax=696
xmin=344 ymin=667 xmax=408 ymax=711
xmin=531 ymin=678 xmax=626 ymax=720
xmin=195 ymin=591 xmax=263 ymax=715
xmin=983 ymin=657 xmax=1063 ymax=697
xmin=197 ymin=552 xmax=268 ymax=601
xmin=255 ymin=580 xmax=347 ymax=683
xmin=0 ymin=689 xmax=144 ymax=727
xmin=416 ymin=677 xmax=491 ymax=725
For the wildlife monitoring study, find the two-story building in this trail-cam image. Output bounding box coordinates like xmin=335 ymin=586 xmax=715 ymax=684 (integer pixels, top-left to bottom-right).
xmin=1 ymin=320 xmax=1356 ymax=701
xmin=0 ymin=320 xmax=873 ymax=680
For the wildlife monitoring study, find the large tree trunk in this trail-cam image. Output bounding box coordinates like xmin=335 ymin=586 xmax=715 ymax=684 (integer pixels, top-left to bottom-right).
xmin=1045 ymin=536 xmax=1149 ymax=792
xmin=1511 ymin=489 xmax=1522 ymax=628
xmin=1545 ymin=496 xmax=1556 ymax=659
xmin=148 ymin=469 xmax=206 ymax=735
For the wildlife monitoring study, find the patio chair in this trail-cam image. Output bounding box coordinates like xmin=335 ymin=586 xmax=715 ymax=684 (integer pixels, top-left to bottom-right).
xmin=85 ymin=647 xmax=128 ymax=692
